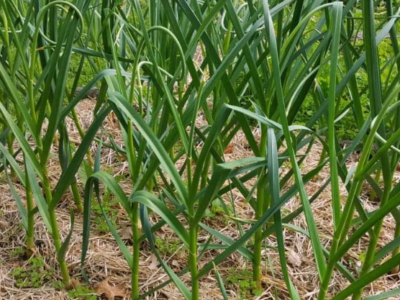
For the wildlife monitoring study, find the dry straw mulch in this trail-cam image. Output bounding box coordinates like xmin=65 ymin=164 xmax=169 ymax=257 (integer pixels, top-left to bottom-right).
xmin=1 ymin=99 xmax=400 ymax=299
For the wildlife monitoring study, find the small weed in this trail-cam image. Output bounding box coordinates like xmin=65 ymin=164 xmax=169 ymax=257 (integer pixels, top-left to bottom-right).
xmin=211 ymin=200 xmax=225 ymax=215
xmin=92 ymin=190 xmax=119 ymax=234
xmin=226 ymin=269 xmax=261 ymax=298
xmin=205 ymin=200 xmax=229 ymax=223
xmin=10 ymin=247 xmax=25 ymax=258
xmin=155 ymin=237 xmax=182 ymax=255
xmin=52 ymin=280 xmax=65 ymax=290
xmin=12 ymin=256 xmax=54 ymax=288
xmin=67 ymin=285 xmax=96 ymax=300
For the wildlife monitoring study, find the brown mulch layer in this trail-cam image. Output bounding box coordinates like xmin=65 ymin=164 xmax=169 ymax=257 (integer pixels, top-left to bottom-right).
xmin=1 ymin=99 xmax=400 ymax=299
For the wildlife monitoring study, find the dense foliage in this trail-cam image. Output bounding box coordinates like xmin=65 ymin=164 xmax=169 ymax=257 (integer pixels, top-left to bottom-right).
xmin=1 ymin=0 xmax=400 ymax=299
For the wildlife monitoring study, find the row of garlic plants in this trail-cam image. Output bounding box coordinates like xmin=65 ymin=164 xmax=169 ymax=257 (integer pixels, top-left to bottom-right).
xmin=1 ymin=0 xmax=400 ymax=299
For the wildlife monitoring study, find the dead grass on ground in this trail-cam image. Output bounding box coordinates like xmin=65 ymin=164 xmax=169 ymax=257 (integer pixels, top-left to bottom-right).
xmin=1 ymin=99 xmax=400 ymax=300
